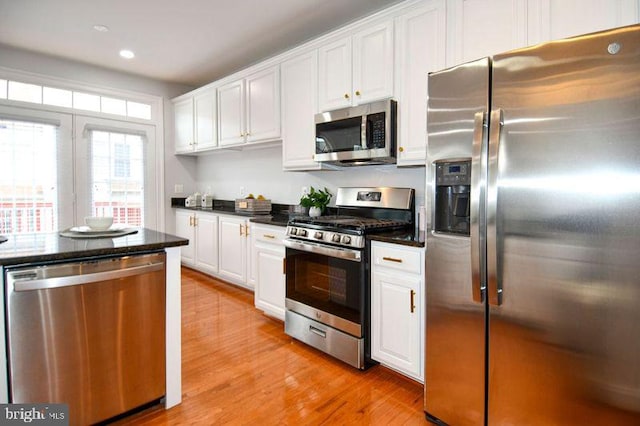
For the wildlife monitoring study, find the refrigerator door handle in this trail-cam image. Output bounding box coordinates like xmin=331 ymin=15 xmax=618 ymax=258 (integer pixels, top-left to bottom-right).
xmin=487 ymin=108 xmax=503 ymax=306
xmin=470 ymin=111 xmax=487 ymax=303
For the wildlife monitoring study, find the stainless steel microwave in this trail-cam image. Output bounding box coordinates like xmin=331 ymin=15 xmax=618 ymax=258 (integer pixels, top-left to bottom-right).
xmin=314 ymin=99 xmax=397 ymax=166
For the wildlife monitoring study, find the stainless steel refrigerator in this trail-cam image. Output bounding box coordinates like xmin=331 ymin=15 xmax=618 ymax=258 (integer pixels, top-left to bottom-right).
xmin=424 ymin=24 xmax=640 ymax=425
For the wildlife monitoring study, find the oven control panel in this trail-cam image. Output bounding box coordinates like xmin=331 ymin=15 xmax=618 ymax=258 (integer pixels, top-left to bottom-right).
xmin=286 ymin=226 xmax=364 ymax=249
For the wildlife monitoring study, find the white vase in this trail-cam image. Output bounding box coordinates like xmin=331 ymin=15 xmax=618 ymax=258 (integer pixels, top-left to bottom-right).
xmin=309 ymin=206 xmax=322 ymax=218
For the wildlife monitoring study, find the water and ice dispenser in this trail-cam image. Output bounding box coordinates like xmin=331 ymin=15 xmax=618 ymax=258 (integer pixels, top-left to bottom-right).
xmin=434 ymin=160 xmax=471 ymax=235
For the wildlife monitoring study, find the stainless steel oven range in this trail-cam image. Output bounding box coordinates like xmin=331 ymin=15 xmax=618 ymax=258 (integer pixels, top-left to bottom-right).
xmin=283 ymin=187 xmax=414 ymax=369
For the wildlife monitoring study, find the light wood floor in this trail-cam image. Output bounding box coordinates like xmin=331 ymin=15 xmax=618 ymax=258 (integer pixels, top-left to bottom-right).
xmin=117 ymin=267 xmax=425 ymax=425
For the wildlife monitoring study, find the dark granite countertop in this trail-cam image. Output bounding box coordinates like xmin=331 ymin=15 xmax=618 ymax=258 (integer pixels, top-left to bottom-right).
xmin=367 ymin=228 xmax=426 ymax=248
xmin=0 ymin=228 xmax=188 ymax=267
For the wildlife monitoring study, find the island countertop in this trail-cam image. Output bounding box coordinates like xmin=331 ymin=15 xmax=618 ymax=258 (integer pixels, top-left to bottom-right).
xmin=0 ymin=228 xmax=188 ymax=267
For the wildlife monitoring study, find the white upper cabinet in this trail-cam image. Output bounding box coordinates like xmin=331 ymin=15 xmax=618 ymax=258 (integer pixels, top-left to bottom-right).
xmin=527 ymin=0 xmax=640 ymax=44
xmin=218 ymin=79 xmax=246 ymax=147
xmin=173 ymin=88 xmax=217 ymax=154
xmin=395 ymin=0 xmax=446 ymax=166
xmin=193 ymin=90 xmax=217 ymax=151
xmin=352 ymin=21 xmax=395 ymax=105
xmin=446 ymin=0 xmax=529 ymax=66
xmin=245 ymin=67 xmax=281 ymax=143
xmin=174 ymin=97 xmax=194 ymax=153
xmin=318 ymin=20 xmax=394 ymax=112
xmin=281 ymin=50 xmax=321 ymax=170
xmin=218 ymin=66 xmax=281 ymax=147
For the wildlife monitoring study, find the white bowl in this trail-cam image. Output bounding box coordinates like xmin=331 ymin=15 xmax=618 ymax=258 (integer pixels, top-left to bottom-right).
xmin=85 ymin=216 xmax=113 ymax=231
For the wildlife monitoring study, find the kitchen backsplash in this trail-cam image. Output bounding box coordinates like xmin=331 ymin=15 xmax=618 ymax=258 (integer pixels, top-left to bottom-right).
xmin=194 ymin=146 xmax=425 ymax=212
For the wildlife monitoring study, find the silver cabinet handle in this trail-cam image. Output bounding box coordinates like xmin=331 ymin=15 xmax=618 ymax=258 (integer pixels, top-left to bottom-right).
xmin=487 ymin=108 xmax=503 ymax=306
xmin=470 ymin=111 xmax=488 ymax=304
xmin=9 ymin=262 xmax=164 ymax=292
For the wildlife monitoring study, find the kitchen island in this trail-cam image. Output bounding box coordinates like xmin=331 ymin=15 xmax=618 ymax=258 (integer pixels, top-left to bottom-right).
xmin=0 ymin=228 xmax=188 ymax=420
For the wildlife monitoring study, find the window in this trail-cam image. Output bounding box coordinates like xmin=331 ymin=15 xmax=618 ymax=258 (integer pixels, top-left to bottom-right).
xmin=0 ymin=107 xmax=73 ymax=234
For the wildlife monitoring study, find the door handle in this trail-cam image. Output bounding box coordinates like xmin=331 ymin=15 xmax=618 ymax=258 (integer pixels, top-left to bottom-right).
xmin=410 ymin=289 xmax=416 ymax=313
xmin=239 ymin=223 xmax=244 ymax=236
xmin=470 ymin=111 xmax=487 ymax=304
xmin=487 ymin=108 xmax=503 ymax=306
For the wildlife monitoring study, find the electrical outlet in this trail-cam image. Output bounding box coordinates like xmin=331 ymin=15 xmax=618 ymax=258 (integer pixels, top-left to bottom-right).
xmin=174 ymin=184 xmax=183 ymax=194
xmin=302 ymin=186 xmax=309 ymax=196
xmin=239 ymin=186 xmax=245 ymax=197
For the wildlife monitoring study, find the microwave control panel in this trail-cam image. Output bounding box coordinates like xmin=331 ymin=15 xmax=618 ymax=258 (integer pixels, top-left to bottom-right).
xmin=367 ymin=112 xmax=386 ymax=148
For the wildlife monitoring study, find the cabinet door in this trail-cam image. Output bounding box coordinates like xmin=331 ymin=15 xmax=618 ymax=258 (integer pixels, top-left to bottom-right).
xmin=318 ymin=37 xmax=353 ymax=111
xmin=528 ymin=0 xmax=640 ymax=44
xmin=246 ymin=67 xmax=281 ymax=143
xmin=195 ymin=213 xmax=218 ymax=275
xmin=218 ymin=216 xmax=247 ymax=284
xmin=254 ymin=246 xmax=286 ymax=320
xmin=218 ymin=79 xmax=245 ymax=146
xmin=446 ymin=0 xmax=528 ymax=67
xmin=352 ymin=20 xmax=395 ymax=105
xmin=371 ymin=270 xmax=422 ymax=380
xmin=175 ymin=210 xmax=195 ymax=265
xmin=173 ymin=98 xmax=194 ymax=153
xmin=395 ymin=1 xmax=446 ymax=166
xmin=281 ymin=50 xmax=321 ymax=170
xmin=194 ymin=89 xmax=217 ymax=151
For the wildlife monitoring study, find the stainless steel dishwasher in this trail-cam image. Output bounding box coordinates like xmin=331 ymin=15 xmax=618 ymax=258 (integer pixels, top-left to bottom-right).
xmin=4 ymin=251 xmax=166 ymax=425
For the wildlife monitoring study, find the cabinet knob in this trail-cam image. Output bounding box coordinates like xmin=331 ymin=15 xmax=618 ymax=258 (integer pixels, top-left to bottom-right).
xmin=355 ymin=90 xmax=361 ymax=96
xmin=344 ymin=93 xmax=350 ymax=99
xmin=399 ymin=147 xmax=404 ymax=153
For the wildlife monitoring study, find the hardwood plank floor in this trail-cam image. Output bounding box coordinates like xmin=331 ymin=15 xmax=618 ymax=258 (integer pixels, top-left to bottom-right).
xmin=116 ymin=267 xmax=425 ymax=425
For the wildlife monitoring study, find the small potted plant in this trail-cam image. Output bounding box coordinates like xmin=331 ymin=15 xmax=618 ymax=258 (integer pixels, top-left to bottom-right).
xmin=299 ymin=186 xmax=332 ymax=218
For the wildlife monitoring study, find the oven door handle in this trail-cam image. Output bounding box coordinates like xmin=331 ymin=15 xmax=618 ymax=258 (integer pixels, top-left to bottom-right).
xmin=283 ymin=239 xmax=362 ymax=262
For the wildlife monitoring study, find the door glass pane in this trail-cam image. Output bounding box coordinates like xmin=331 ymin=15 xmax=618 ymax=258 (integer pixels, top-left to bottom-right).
xmin=0 ymin=119 xmax=59 ymax=233
xmin=90 ymin=130 xmax=144 ymax=226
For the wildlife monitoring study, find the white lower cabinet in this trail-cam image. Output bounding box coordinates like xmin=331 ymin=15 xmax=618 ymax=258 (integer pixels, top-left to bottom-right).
xmin=218 ymin=214 xmax=251 ymax=288
xmin=371 ymin=241 xmax=424 ymax=382
xmin=175 ymin=210 xmax=218 ymax=276
xmin=252 ymin=224 xmax=286 ymax=320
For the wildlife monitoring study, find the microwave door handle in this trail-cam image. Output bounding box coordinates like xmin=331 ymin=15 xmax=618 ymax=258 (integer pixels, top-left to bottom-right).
xmin=361 ymin=115 xmax=368 ymax=149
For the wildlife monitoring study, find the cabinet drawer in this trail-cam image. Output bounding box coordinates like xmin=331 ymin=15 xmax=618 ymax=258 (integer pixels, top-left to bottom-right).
xmin=253 ymin=225 xmax=286 ymax=244
xmin=372 ymin=243 xmax=421 ymax=274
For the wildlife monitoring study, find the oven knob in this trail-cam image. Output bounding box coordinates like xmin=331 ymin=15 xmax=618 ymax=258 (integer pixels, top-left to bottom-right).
xmin=332 ymin=234 xmax=341 ymax=243
xmin=341 ymin=235 xmax=352 ymax=244
xmin=314 ymin=231 xmax=323 ymax=240
xmin=289 ymin=228 xmax=297 ymax=236
xmin=298 ymin=229 xmax=307 ymax=237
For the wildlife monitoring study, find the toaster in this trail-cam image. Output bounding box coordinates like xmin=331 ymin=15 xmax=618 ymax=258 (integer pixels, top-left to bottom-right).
xmin=201 ymin=194 xmax=214 ymax=208
xmin=185 ymin=195 xmax=201 ymax=207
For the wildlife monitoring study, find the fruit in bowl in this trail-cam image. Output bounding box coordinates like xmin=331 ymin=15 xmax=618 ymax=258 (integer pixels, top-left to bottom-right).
xmin=85 ymin=216 xmax=114 ymax=231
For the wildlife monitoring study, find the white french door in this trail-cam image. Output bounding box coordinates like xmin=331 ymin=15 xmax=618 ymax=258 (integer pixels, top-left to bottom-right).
xmin=75 ymin=116 xmax=158 ymax=230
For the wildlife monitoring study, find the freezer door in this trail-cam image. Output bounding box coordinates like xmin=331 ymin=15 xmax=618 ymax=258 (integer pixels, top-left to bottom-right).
xmin=424 ymin=58 xmax=489 ymax=425
xmin=488 ymin=25 xmax=640 ymax=424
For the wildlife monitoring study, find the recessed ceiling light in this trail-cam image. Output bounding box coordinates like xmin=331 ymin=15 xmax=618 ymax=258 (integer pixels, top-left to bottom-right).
xmin=93 ymin=24 xmax=109 ymax=32
xmin=119 ymin=49 xmax=135 ymax=59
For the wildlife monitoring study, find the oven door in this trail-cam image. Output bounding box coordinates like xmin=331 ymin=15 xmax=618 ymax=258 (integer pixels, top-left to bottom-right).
xmin=284 ymin=240 xmax=364 ymax=337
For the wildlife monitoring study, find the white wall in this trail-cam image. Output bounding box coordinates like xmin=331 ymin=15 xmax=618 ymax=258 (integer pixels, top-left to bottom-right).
xmin=196 ymin=146 xmax=425 ymax=213
xmin=0 ymin=43 xmax=196 ymax=234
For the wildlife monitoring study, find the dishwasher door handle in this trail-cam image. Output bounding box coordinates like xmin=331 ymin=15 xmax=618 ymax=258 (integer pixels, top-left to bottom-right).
xmin=9 ymin=262 xmax=165 ymax=292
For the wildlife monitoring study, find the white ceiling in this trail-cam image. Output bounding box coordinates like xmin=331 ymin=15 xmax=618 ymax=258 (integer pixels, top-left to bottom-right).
xmin=0 ymin=0 xmax=404 ymax=87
